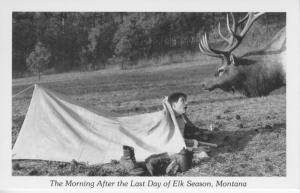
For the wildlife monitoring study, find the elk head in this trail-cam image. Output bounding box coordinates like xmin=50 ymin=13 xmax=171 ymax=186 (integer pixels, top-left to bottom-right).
xmin=199 ymin=12 xmax=283 ymax=97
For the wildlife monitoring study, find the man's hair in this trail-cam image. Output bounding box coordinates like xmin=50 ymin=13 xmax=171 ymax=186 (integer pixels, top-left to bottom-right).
xmin=168 ymin=92 xmax=187 ymax=105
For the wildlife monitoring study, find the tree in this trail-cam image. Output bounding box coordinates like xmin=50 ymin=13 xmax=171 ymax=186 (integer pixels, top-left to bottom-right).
xmin=26 ymin=42 xmax=51 ymax=80
xmin=12 ymin=12 xmax=285 ymax=75
xmin=113 ymin=13 xmax=153 ymax=67
xmin=12 ymin=12 xmax=37 ymax=75
xmin=86 ymin=13 xmax=120 ymax=69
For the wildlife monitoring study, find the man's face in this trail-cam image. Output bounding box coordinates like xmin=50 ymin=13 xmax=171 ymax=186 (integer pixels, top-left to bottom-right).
xmin=172 ymin=97 xmax=188 ymax=116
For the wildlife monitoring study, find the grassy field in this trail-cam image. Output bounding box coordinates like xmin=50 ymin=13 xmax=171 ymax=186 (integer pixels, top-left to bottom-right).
xmin=12 ymin=55 xmax=286 ymax=176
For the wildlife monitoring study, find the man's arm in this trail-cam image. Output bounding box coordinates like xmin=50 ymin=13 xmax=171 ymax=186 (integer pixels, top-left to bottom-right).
xmin=182 ymin=114 xmax=208 ymax=132
xmin=182 ymin=114 xmax=213 ymax=141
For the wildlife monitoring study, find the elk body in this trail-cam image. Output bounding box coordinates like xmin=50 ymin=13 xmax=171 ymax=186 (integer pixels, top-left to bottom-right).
xmin=200 ymin=13 xmax=286 ymax=97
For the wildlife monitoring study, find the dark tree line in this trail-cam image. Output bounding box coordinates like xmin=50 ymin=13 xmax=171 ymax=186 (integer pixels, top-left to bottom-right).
xmin=12 ymin=12 xmax=285 ymax=77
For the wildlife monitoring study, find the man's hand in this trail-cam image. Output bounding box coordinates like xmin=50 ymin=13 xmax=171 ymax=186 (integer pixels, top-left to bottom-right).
xmin=185 ymin=139 xmax=202 ymax=149
xmin=192 ymin=139 xmax=199 ymax=148
xmin=161 ymin=96 xmax=168 ymax=102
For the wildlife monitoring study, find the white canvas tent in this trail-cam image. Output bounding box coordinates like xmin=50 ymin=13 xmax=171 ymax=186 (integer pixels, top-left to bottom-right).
xmin=12 ymin=84 xmax=186 ymax=164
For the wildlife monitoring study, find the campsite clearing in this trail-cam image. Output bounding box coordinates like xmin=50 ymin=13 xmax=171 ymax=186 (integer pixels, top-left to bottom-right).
xmin=12 ymin=59 xmax=286 ymax=176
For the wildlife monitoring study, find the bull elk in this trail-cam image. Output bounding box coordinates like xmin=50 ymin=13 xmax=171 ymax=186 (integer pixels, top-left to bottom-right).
xmin=200 ymin=12 xmax=286 ymax=97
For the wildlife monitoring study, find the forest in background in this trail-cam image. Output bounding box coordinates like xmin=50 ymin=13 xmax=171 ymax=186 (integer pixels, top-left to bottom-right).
xmin=12 ymin=12 xmax=285 ymax=78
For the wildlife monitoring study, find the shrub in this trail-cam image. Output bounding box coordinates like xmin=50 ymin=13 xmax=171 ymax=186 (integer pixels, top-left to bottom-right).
xmin=26 ymin=41 xmax=51 ymax=80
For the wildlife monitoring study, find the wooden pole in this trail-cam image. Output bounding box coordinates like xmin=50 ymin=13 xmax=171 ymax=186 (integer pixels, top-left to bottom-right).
xmin=198 ymin=141 xmax=218 ymax=148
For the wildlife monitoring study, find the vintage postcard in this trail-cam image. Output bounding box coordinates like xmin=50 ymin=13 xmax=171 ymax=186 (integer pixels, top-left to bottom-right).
xmin=1 ymin=0 xmax=300 ymax=192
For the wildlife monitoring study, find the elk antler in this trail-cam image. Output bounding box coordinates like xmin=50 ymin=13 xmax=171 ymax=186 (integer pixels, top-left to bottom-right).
xmin=199 ymin=12 xmax=265 ymax=59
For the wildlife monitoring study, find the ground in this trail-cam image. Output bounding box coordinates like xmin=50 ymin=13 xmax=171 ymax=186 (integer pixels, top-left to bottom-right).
xmin=11 ymin=57 xmax=286 ymax=176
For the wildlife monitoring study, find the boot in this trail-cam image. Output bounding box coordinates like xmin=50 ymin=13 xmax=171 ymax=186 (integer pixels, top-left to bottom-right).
xmin=120 ymin=145 xmax=136 ymax=171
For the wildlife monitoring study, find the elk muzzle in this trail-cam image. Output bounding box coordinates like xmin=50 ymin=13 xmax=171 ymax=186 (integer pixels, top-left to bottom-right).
xmin=201 ymin=80 xmax=218 ymax=91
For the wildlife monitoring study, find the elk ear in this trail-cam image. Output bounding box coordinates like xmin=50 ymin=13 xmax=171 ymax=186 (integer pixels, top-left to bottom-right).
xmin=230 ymin=55 xmax=237 ymax=66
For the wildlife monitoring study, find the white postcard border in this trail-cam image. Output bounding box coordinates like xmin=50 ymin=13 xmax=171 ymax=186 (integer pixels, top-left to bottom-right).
xmin=0 ymin=0 xmax=299 ymax=192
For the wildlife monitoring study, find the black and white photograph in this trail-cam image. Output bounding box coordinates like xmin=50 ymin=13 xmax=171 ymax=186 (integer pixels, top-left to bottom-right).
xmin=11 ymin=11 xmax=287 ymax=177
xmin=1 ymin=0 xmax=300 ymax=192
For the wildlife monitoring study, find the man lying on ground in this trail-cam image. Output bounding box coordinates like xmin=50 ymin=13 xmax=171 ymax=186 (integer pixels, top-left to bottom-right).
xmin=167 ymin=92 xmax=211 ymax=152
xmin=123 ymin=92 xmax=215 ymax=175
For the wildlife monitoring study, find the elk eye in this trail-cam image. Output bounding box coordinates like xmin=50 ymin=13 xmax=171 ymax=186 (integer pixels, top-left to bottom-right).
xmin=218 ymin=68 xmax=225 ymax=73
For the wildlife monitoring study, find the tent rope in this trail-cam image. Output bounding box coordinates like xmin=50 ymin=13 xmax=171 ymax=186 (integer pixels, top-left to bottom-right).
xmin=12 ymin=84 xmax=35 ymax=98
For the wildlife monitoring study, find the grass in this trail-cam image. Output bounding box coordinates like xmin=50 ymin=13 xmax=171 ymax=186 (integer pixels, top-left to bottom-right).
xmin=181 ymin=94 xmax=286 ymax=176
xmin=12 ymin=56 xmax=286 ymax=176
